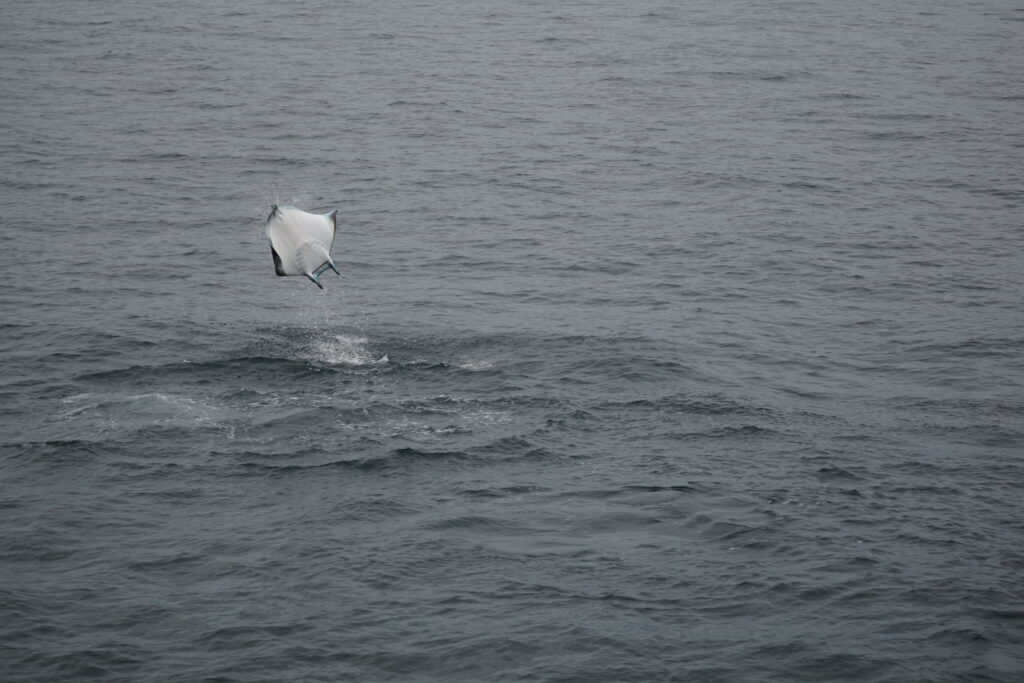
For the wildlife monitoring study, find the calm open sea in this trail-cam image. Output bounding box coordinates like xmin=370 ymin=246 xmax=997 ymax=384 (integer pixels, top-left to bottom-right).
xmin=2 ymin=0 xmax=1023 ymax=680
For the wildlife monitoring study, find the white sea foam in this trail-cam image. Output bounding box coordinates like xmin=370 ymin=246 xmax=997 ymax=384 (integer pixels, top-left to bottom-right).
xmin=62 ymin=392 xmax=208 ymax=420
xmin=57 ymin=392 xmax=231 ymax=438
xmin=458 ymin=360 xmax=494 ymax=371
xmin=308 ymin=334 xmax=388 ymax=366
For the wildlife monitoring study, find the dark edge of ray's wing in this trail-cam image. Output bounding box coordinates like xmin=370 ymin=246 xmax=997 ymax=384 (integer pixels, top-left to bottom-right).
xmin=271 ymin=246 xmax=286 ymax=276
xmin=327 ymin=210 xmax=337 ymax=235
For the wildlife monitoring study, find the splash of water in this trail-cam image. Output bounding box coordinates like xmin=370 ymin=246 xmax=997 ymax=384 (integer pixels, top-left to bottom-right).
xmin=308 ymin=334 xmax=387 ymax=366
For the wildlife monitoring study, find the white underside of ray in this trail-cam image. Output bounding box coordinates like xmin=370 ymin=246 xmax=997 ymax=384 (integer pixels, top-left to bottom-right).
xmin=265 ymin=206 xmax=338 ymax=288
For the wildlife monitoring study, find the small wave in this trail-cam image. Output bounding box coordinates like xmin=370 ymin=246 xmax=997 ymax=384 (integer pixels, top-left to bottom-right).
xmin=237 ymin=446 xmax=472 ymax=474
xmin=61 ymin=392 xmax=209 ymax=421
xmin=458 ymin=360 xmax=494 ymax=371
xmin=74 ymin=356 xmax=318 ymax=385
xmin=425 ymin=515 xmax=534 ymax=533
xmin=53 ymin=392 xmax=234 ymax=442
xmin=334 ymin=403 xmax=511 ymax=442
xmin=459 ymin=485 xmax=549 ymax=499
xmin=608 ymin=393 xmax=770 ymax=416
xmin=387 ymin=99 xmax=449 ymax=107
xmin=6 ymin=439 xmax=111 ymax=463
xmin=816 ymin=466 xmax=863 ymax=482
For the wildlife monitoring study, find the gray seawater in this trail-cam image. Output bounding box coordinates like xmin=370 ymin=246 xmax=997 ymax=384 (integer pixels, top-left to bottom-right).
xmin=2 ymin=0 xmax=1023 ymax=680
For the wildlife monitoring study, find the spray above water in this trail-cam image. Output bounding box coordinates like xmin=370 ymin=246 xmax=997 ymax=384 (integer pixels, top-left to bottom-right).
xmin=309 ymin=333 xmax=388 ymax=366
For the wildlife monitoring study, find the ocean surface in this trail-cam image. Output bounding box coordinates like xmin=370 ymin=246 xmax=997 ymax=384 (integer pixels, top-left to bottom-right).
xmin=2 ymin=0 xmax=1023 ymax=680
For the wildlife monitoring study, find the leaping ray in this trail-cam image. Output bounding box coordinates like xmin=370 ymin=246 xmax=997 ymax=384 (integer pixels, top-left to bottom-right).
xmin=264 ymin=205 xmax=339 ymax=289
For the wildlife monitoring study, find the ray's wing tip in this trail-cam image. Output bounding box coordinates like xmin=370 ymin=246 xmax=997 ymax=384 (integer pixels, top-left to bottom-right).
xmin=271 ymin=246 xmax=286 ymax=276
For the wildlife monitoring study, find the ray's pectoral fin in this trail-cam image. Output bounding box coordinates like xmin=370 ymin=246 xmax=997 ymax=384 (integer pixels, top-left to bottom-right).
xmin=272 ymin=246 xmax=288 ymax=276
